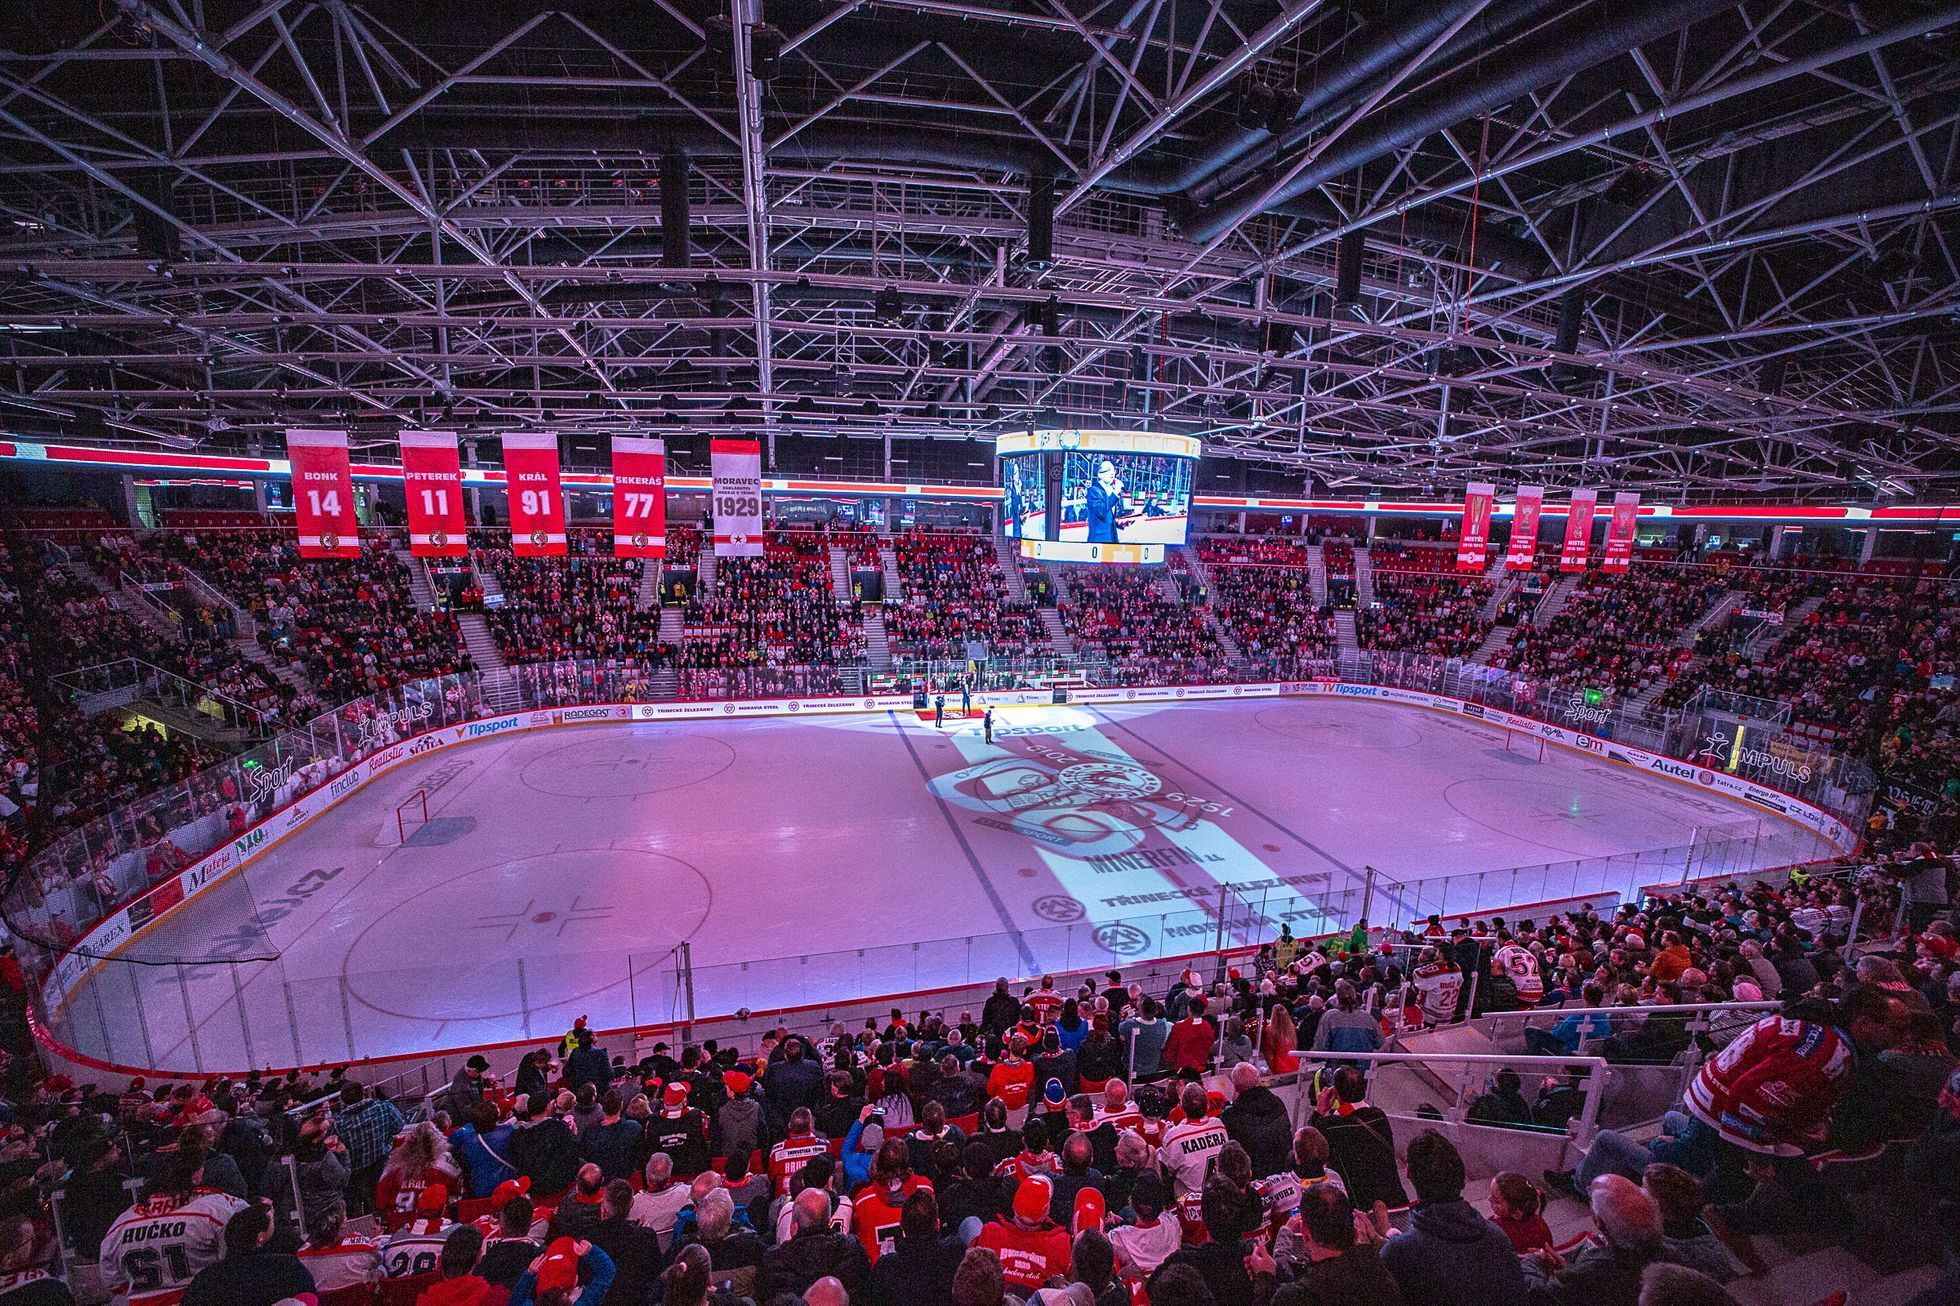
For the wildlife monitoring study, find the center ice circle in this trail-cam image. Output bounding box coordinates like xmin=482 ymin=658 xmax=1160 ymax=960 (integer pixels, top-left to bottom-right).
xmin=518 ymin=731 xmax=735 ymax=798
xmin=341 ymin=848 xmax=711 ymax=1022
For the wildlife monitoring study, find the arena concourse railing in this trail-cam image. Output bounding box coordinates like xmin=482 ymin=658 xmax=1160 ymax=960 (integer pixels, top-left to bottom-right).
xmin=3 ymin=651 xmax=1876 ymax=1077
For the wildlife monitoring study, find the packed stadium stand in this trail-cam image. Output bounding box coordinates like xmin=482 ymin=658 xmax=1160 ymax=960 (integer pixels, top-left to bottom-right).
xmin=4 ymin=2 xmax=1958 ymax=1301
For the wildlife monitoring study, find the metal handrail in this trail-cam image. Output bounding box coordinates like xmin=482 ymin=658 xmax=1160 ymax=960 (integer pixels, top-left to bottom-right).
xmin=1473 ymin=1000 xmax=1781 ymax=1023
xmin=1283 ymin=1049 xmax=1614 ymax=1147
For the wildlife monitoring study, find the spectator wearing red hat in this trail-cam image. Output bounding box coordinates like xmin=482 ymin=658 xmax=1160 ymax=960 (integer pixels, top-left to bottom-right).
xmin=974 ymin=1175 xmax=1071 ymax=1293
xmin=645 ymin=1082 xmax=710 ymax=1180
xmin=381 ymin=1184 xmax=456 ymax=1279
xmin=714 ymin=1071 xmax=763 ymax=1172
xmin=471 ymin=1178 xmax=531 ymax=1238
xmin=510 ymin=1236 xmax=614 ymax=1306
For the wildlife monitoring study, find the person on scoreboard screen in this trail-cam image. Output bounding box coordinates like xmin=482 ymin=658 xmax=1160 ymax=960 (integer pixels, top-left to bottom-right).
xmin=1085 ymin=459 xmax=1127 ymax=543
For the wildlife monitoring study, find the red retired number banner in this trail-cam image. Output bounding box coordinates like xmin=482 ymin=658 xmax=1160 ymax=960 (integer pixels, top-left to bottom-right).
xmin=286 ymin=428 xmax=361 ymax=558
xmin=710 ymin=437 xmax=764 ymax=557
xmin=1456 ymin=482 xmax=1495 ymax=572
xmin=1601 ymin=491 xmax=1641 ymax=573
xmin=502 ymin=433 xmax=567 ymax=555
xmin=400 ymin=431 xmax=467 ymax=558
xmin=1560 ymin=488 xmax=1599 ymax=572
xmin=612 ymin=436 xmax=667 ymax=558
xmin=1506 ymin=486 xmax=1543 ymax=571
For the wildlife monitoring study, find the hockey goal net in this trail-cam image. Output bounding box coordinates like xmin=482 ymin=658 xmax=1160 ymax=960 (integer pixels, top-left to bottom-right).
xmin=396 ymin=789 xmax=429 ymax=845
xmin=1504 ymin=727 xmax=1549 ymax=762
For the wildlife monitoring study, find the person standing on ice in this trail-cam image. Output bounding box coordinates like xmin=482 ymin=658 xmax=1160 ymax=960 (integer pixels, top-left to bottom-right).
xmin=984 ymin=708 xmax=995 ymax=744
xmin=934 ymin=695 xmax=946 ymax=727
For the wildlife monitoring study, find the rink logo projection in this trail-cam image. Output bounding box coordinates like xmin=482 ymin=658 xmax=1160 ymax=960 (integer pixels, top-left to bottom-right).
xmin=923 ymin=714 xmax=1337 ymax=954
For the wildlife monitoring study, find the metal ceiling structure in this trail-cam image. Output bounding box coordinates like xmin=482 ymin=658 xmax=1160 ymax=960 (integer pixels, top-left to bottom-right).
xmin=0 ymin=0 xmax=1956 ymax=497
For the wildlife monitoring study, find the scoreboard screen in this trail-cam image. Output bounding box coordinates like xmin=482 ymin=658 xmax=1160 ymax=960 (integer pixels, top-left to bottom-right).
xmin=996 ymin=430 xmax=1201 ymax=564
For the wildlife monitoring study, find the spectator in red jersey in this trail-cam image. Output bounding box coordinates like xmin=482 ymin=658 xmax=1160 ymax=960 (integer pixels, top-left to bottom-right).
xmin=1162 ymin=997 xmax=1217 ymax=1080
xmin=974 ymin=1176 xmax=1071 ymax=1294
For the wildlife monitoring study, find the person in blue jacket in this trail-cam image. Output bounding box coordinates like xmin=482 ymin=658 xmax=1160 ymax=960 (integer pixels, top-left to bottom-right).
xmin=1085 ymin=459 xmax=1127 ymax=543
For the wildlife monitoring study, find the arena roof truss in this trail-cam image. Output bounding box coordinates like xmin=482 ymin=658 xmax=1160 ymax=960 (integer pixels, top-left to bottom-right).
xmin=0 ymin=0 xmax=1955 ymax=498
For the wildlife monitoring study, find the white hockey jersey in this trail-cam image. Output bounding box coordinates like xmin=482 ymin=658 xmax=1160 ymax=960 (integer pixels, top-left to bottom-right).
xmin=98 ymin=1188 xmax=247 ymax=1306
xmin=380 ymin=1217 xmax=454 ymax=1279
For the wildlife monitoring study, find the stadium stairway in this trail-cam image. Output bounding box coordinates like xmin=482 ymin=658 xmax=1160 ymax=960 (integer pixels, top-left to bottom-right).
xmin=1479 ymin=569 xmax=1521 ymax=621
xmin=1532 ymin=572 xmax=1583 ymax=624
xmin=1466 ymin=620 xmax=1517 ymax=665
xmin=878 ymin=540 xmax=904 ymax=601
xmin=699 ymin=547 xmax=717 ymax=594
xmin=862 ymin=607 xmax=893 ymax=672
xmin=1335 ymin=609 xmax=1359 ymax=655
xmin=1746 ymin=594 xmax=1825 ymax=659
xmin=826 ymin=544 xmax=853 ymax=602
xmin=657 ymin=604 xmax=685 ymax=645
xmin=469 ymin=554 xmax=505 ymax=608
xmin=993 ymin=535 xmax=1029 ymax=600
xmin=634 ymin=559 xmax=661 ymax=611
xmin=234 ymin=638 xmax=313 ymax=702
xmin=391 ymin=546 xmax=438 ymax=611
xmin=1039 ymin=607 xmax=1077 ymax=659
xmin=455 ymin=613 xmax=506 ymax=674
xmin=1305 ymin=543 xmax=1328 ymax=606
xmin=1354 ymin=545 xmax=1375 ymax=606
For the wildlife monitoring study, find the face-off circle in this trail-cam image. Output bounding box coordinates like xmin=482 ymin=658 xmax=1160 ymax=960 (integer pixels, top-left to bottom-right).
xmin=343 ymin=847 xmax=710 ymax=1022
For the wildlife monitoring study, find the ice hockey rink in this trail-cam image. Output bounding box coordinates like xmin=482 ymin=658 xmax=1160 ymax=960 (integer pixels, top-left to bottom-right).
xmin=52 ymin=697 xmax=1835 ymax=1073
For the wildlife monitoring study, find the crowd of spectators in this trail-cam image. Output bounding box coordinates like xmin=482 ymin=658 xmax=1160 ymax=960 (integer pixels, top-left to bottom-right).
xmin=154 ymin=531 xmax=469 ymax=706
xmin=1358 ymin=575 xmax=1493 ymax=657
xmin=479 ymin=534 xmax=665 ymax=667
xmin=883 ymin=532 xmax=1046 ymax=661
xmin=1206 ymin=564 xmax=1336 ymax=678
xmin=681 ymin=553 xmax=863 ymax=669
xmin=1059 ymin=571 xmax=1226 ymax=687
xmin=0 ymin=849 xmax=1944 ymax=1305
xmin=1493 ymin=564 xmax=1728 ymax=698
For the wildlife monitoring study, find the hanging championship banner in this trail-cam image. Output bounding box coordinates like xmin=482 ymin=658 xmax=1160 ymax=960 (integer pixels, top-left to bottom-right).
xmin=501 ymin=432 xmax=567 ymax=556
xmin=400 ymin=431 xmax=467 ymax=558
xmin=1456 ymin=482 xmax=1495 ymax=573
xmin=1601 ymin=491 xmax=1641 ymax=574
xmin=1559 ymin=488 xmax=1598 ymax=572
xmin=710 ymin=437 xmax=763 ymax=557
xmin=286 ymin=428 xmax=361 ymax=559
xmin=1506 ymin=485 xmax=1543 ymax=571
xmin=612 ymin=436 xmax=667 ymax=559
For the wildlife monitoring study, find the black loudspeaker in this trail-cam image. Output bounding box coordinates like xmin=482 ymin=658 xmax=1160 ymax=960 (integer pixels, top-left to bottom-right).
xmin=1335 ymin=231 xmax=1363 ymax=311
xmin=1052 ymin=688 xmax=1069 ymax=705
xmin=661 ymin=154 xmax=691 ymax=269
xmin=1026 ymin=171 xmax=1056 ymax=270
xmin=131 ymin=173 xmax=181 ymax=261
